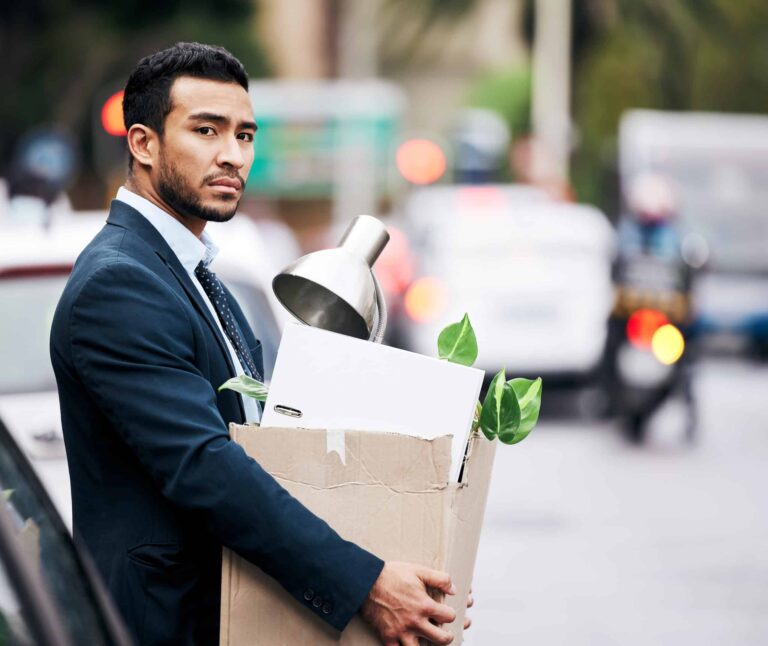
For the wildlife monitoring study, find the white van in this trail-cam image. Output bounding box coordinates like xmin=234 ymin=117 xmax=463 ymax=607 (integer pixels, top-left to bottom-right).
xmin=620 ymin=110 xmax=768 ymax=353
xmin=399 ymin=184 xmax=615 ymax=381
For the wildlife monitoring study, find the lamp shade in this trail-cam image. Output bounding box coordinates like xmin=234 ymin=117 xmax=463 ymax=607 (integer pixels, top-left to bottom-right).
xmin=272 ymin=215 xmax=390 ymax=340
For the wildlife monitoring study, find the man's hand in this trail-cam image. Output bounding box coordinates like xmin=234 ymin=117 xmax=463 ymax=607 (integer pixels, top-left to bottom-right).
xmin=463 ymin=587 xmax=474 ymax=630
xmin=360 ymin=561 xmax=457 ymax=646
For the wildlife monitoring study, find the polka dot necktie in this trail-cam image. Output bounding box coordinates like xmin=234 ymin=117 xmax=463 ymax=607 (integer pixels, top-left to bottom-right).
xmin=194 ymin=262 xmax=262 ymax=381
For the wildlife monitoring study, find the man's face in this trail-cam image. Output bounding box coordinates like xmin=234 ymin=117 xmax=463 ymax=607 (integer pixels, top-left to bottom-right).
xmin=153 ymin=76 xmax=256 ymax=224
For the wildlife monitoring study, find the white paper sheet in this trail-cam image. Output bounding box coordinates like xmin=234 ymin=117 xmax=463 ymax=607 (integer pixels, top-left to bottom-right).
xmin=261 ymin=324 xmax=484 ymax=482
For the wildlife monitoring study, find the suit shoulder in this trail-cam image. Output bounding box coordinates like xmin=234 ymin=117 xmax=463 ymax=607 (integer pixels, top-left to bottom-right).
xmin=72 ymin=222 xmax=161 ymax=276
xmin=66 ymin=220 xmax=175 ymax=295
xmin=72 ymin=259 xmax=183 ymax=310
xmin=57 ymin=244 xmax=188 ymax=338
xmin=51 ymin=260 xmax=191 ymax=369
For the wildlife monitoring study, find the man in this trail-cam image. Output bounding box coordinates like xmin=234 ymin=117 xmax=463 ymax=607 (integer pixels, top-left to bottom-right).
xmin=50 ymin=42 xmax=458 ymax=645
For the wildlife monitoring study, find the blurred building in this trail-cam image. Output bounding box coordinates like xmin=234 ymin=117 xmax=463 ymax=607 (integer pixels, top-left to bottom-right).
xmin=258 ymin=0 xmax=528 ymax=132
xmin=253 ymin=0 xmax=531 ymax=246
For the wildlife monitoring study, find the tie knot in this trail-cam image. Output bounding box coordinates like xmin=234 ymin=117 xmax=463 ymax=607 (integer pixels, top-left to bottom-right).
xmin=195 ymin=261 xmax=212 ymax=279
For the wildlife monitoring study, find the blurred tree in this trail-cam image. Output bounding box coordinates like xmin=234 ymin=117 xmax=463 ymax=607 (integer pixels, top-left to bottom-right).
xmin=466 ymin=66 xmax=532 ymax=140
xmin=379 ymin=0 xmax=478 ymax=66
xmin=380 ymin=0 xmax=768 ymax=213
xmin=573 ymin=0 xmax=768 ymax=211
xmin=1 ymin=0 xmax=270 ymax=206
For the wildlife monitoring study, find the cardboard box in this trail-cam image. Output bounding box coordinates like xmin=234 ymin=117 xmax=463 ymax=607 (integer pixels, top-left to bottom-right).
xmin=220 ymin=425 xmax=496 ymax=645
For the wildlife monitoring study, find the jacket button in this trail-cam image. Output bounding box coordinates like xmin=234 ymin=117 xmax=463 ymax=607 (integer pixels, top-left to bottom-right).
xmin=312 ymin=597 xmax=322 ymax=608
xmin=303 ymin=589 xmax=314 ymax=601
xmin=322 ymin=602 xmax=333 ymax=615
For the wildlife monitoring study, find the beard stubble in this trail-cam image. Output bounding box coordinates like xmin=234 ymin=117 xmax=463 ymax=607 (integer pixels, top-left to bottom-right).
xmin=157 ymin=155 xmax=242 ymax=224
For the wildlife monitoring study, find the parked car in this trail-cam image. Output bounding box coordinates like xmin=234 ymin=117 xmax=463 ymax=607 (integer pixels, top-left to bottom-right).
xmin=399 ymin=184 xmax=615 ymax=385
xmin=0 ymin=213 xmax=294 ymax=526
xmin=0 ymin=415 xmax=133 ymax=645
xmin=0 ymin=221 xmax=95 ymax=527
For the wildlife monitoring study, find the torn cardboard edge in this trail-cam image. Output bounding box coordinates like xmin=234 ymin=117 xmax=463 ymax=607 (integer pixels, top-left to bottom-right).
xmin=245 ymin=422 xmax=476 ymax=488
xmin=326 ymin=429 xmax=346 ymax=464
xmin=221 ymin=425 xmax=497 ymax=645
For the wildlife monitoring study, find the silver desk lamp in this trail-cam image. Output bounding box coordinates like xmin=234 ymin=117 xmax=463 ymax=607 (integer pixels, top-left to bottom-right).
xmin=272 ymin=215 xmax=390 ymax=343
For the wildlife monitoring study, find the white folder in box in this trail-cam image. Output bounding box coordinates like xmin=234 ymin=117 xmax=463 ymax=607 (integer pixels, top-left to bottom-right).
xmin=261 ymin=323 xmax=484 ymax=482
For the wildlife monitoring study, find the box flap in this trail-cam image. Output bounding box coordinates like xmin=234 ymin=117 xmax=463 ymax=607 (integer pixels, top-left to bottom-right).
xmin=232 ymin=426 xmax=452 ymax=491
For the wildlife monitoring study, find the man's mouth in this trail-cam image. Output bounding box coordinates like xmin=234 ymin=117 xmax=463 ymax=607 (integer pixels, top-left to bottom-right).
xmin=208 ymin=177 xmax=243 ymax=194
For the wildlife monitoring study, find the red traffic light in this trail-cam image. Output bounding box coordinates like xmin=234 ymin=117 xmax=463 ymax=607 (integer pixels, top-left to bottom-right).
xmin=101 ymin=90 xmax=127 ymax=136
xmin=626 ymin=309 xmax=668 ymax=349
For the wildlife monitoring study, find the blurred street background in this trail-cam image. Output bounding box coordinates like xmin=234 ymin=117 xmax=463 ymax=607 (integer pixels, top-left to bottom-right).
xmin=3 ymin=0 xmax=768 ymax=643
xmin=469 ymin=356 xmax=768 ymax=645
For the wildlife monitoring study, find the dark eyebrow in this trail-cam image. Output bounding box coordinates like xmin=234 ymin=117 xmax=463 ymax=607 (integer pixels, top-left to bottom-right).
xmin=188 ymin=112 xmax=258 ymax=131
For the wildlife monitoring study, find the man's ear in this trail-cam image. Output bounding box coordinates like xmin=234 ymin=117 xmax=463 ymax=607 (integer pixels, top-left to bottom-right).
xmin=126 ymin=124 xmax=159 ymax=169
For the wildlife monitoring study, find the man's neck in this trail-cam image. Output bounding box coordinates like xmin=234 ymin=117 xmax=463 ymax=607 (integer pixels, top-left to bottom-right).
xmin=124 ymin=177 xmax=206 ymax=238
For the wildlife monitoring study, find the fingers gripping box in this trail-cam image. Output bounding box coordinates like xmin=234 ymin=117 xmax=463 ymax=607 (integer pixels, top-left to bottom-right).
xmin=220 ymin=425 xmax=496 ymax=645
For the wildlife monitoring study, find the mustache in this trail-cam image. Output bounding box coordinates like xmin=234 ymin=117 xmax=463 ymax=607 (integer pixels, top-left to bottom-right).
xmin=202 ymin=172 xmax=246 ymax=189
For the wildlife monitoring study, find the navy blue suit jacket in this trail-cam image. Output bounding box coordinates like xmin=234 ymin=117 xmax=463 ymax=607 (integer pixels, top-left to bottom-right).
xmin=50 ymin=201 xmax=383 ymax=645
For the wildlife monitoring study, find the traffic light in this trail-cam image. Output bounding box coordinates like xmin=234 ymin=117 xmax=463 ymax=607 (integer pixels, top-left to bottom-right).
xmin=93 ymin=85 xmax=129 ymax=186
xmin=100 ymin=90 xmax=126 ymax=136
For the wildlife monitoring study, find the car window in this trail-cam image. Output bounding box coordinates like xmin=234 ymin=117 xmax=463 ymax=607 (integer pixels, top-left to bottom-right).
xmin=0 ymin=275 xmax=67 ymax=395
xmin=0 ymin=561 xmax=34 ymax=644
xmin=0 ymin=425 xmax=119 ymax=644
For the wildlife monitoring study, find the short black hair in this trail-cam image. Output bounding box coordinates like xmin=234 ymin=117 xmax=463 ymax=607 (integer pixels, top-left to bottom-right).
xmin=123 ymin=42 xmax=249 ymax=165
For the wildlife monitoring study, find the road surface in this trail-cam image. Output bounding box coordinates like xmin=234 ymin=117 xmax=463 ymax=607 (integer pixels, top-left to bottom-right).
xmin=466 ymin=357 xmax=768 ymax=645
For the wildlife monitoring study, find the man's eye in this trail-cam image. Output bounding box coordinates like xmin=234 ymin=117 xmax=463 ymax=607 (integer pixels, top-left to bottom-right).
xmin=238 ymin=132 xmax=254 ymax=142
xmin=197 ymin=127 xmax=215 ymax=136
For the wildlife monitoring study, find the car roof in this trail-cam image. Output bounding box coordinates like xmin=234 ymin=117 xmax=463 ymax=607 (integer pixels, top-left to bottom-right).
xmin=0 ymin=211 xmax=287 ymax=273
xmin=0 ymin=219 xmax=105 ymax=271
xmin=0 ymin=210 xmax=295 ymax=326
xmin=404 ymin=185 xmax=615 ymax=251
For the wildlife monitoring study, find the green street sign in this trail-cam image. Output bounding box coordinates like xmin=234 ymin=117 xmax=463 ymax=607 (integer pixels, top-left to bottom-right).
xmin=246 ymin=81 xmax=405 ymax=199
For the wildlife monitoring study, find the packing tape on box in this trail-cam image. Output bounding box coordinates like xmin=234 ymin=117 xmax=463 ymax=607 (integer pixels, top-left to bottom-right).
xmin=326 ymin=429 xmax=346 ymax=464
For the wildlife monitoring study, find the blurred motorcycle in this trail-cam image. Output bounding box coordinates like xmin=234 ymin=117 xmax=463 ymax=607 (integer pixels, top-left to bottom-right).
xmin=602 ymin=174 xmax=700 ymax=444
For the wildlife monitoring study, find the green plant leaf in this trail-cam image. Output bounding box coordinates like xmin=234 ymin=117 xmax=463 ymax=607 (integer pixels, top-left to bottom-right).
xmin=218 ymin=375 xmax=269 ymax=401
xmin=471 ymin=401 xmax=482 ymax=434
xmin=507 ymin=377 xmax=543 ymax=443
xmin=437 ymin=313 xmax=478 ymax=366
xmin=479 ymin=369 xmax=521 ymax=442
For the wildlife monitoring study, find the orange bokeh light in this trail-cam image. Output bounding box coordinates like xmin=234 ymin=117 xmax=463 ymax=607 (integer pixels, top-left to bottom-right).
xmin=376 ymin=227 xmax=414 ymax=296
xmin=404 ymin=277 xmax=447 ymax=323
xmin=396 ymin=139 xmax=446 ymax=185
xmin=101 ymin=90 xmax=127 ymax=136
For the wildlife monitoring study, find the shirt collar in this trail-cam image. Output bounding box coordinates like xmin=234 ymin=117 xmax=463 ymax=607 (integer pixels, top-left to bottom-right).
xmin=115 ymin=187 xmax=219 ymax=271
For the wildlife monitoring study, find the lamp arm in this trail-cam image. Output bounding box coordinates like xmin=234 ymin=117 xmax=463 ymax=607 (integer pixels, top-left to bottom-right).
xmin=371 ymin=271 xmax=388 ymax=344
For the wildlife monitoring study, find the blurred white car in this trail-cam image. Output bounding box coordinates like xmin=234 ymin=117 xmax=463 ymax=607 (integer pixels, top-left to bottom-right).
xmin=0 ymin=212 xmax=295 ymax=526
xmin=399 ymin=185 xmax=615 ymax=381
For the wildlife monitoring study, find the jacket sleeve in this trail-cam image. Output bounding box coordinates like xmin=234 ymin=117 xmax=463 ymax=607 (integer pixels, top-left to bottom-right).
xmin=67 ymin=261 xmax=383 ymax=631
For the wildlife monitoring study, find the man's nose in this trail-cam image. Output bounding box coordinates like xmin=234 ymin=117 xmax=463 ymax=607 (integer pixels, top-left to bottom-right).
xmin=217 ymin=135 xmax=245 ymax=169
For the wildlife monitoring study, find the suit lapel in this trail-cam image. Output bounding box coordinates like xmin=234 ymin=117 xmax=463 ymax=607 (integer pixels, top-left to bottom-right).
xmin=106 ymin=201 xmax=246 ymax=421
